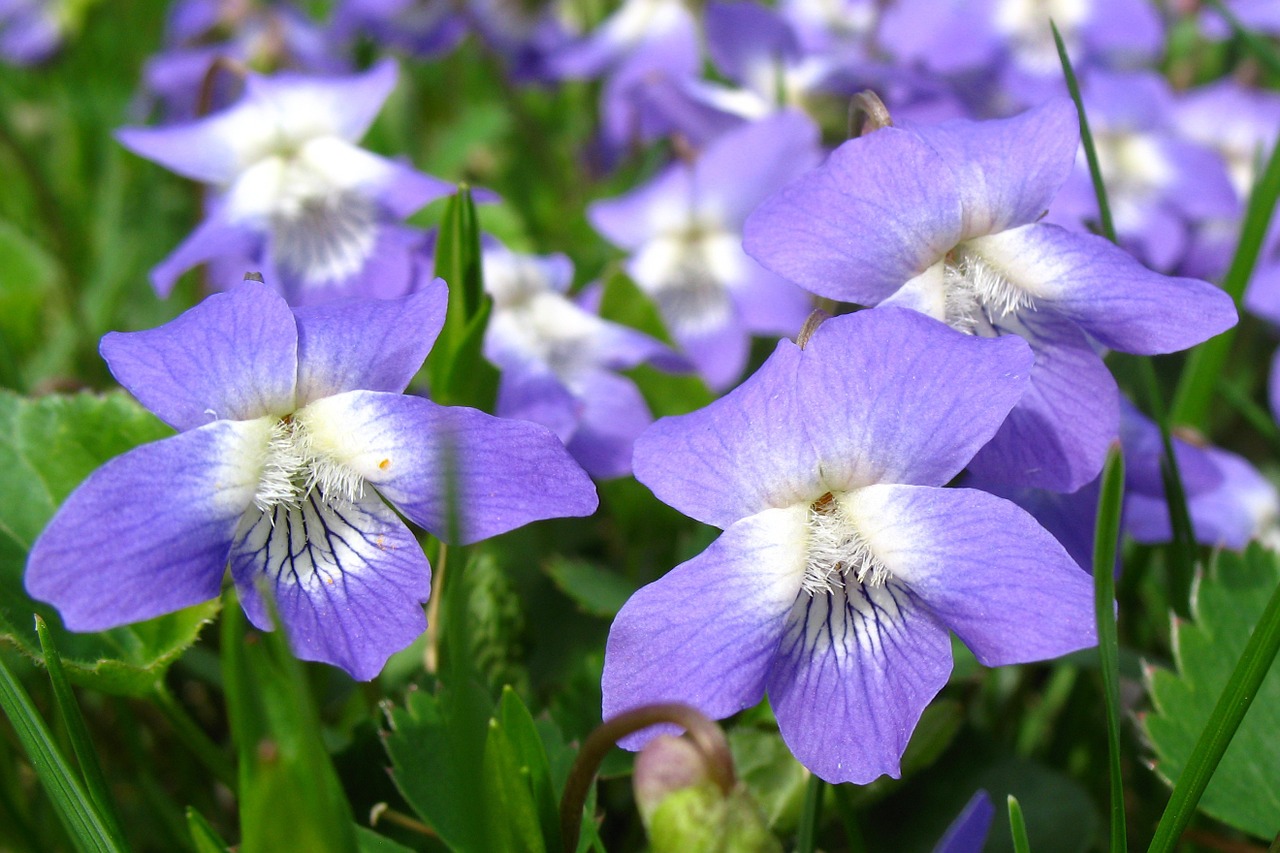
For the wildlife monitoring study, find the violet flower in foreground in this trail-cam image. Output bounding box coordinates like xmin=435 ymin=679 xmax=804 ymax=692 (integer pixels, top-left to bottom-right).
xmin=745 ymin=97 xmax=1237 ymax=493
xmin=118 ymin=59 xmax=454 ymax=303
xmin=25 ymin=281 xmax=598 ymax=679
xmin=603 ymin=308 xmax=1096 ymax=783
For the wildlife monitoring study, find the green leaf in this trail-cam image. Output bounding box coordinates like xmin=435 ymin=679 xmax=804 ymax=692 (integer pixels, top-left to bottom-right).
xmin=35 ymin=617 xmax=127 ymax=847
xmin=727 ymin=728 xmax=809 ymax=833
xmin=0 ymin=648 xmax=127 ymax=853
xmin=482 ymin=715 xmax=546 ymax=853
xmin=1092 ymin=447 xmax=1126 ymax=853
xmin=1008 ymin=795 xmax=1031 ymax=853
xmin=221 ymin=593 xmax=359 ymax=853
xmin=1144 ymin=544 xmax=1280 ymax=842
xmin=0 ymin=219 xmax=62 ymax=388
xmin=0 ymin=390 xmax=220 ymax=695
xmin=354 ymin=826 xmax=416 ymax=853
xmin=544 ymin=557 xmax=637 ymax=618
xmin=186 ymin=808 xmax=229 ymax=853
xmin=496 ymin=686 xmax=561 ymax=852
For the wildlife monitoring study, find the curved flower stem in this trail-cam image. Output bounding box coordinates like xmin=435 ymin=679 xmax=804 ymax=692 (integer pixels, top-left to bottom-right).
xmin=847 ymin=90 xmax=893 ymax=139
xmin=558 ymin=703 xmax=736 ymax=853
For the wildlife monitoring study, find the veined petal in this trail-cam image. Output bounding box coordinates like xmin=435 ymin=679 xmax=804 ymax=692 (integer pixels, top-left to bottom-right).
xmin=766 ymin=579 xmax=952 ymax=783
xmin=295 ymin=391 xmax=598 ymax=544
xmin=101 ymin=282 xmax=298 ymax=431
xmin=743 ymin=127 xmax=964 ymax=305
xmin=230 ymin=488 xmax=431 ymax=680
xmin=603 ymin=505 xmax=808 ymax=744
xmin=964 ymin=224 xmax=1237 ymax=355
xmin=293 ymin=279 xmax=447 ymax=405
xmin=635 ymin=309 xmax=1033 ymax=529
xmin=25 ymin=419 xmax=267 ymax=630
xmin=845 ymin=484 xmax=1097 ymax=666
xmin=966 ymin=310 xmax=1120 ymax=492
xmin=905 ymin=98 xmax=1079 ymax=239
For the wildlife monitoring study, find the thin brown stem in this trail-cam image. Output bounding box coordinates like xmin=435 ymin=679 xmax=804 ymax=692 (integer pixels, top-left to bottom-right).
xmin=558 ymin=703 xmax=735 ymax=853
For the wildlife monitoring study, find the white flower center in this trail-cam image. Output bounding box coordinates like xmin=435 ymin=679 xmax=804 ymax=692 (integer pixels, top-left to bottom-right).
xmin=942 ymin=249 xmax=1037 ymax=335
xmin=802 ymin=493 xmax=890 ymax=596
xmin=631 ymin=228 xmax=737 ymax=337
xmin=252 ymin=412 xmax=365 ymax=512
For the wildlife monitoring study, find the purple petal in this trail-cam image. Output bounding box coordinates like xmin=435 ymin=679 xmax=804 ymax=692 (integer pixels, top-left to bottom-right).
xmin=933 ymin=790 xmax=995 ymax=853
xmin=494 ymin=368 xmax=580 ymax=443
xmin=704 ymin=1 xmax=800 ymax=85
xmin=565 ymin=369 xmax=654 ymax=479
xmin=242 ymin=57 xmax=399 ymax=142
xmin=230 ymin=488 xmax=431 ymax=680
xmin=743 ymin=127 xmax=963 ymax=305
xmin=636 ymin=309 xmax=1033 ymax=529
xmin=292 ymin=280 xmax=447 ymax=405
xmin=150 ymin=210 xmax=260 ymax=297
xmin=966 ymin=224 xmax=1238 ymax=355
xmin=25 ymin=420 xmax=265 ymax=630
xmin=101 ymin=282 xmax=298 ymax=431
xmin=847 ymin=484 xmax=1097 ymax=665
xmin=694 ymin=111 xmax=823 ymax=228
xmin=602 ymin=506 xmax=808 ymax=743
xmin=966 ymin=310 xmax=1120 ymax=492
xmin=298 ymin=391 xmax=598 ymax=544
xmin=767 ymin=579 xmax=952 ymax=783
xmin=903 ymin=98 xmax=1079 ymax=239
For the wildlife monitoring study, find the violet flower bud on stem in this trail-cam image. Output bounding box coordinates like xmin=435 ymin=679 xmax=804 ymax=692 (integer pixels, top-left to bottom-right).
xmin=558 ymin=703 xmax=736 ymax=853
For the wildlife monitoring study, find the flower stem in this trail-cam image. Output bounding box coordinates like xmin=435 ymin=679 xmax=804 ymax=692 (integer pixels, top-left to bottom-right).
xmin=796 ymin=773 xmax=824 ymax=853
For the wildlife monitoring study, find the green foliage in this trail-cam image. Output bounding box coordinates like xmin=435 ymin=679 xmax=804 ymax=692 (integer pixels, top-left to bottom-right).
xmin=544 ymin=556 xmax=638 ymax=619
xmin=0 ymin=390 xmax=219 ymax=694
xmin=1144 ymin=544 xmax=1280 ymax=840
xmin=222 ymin=594 xmax=359 ymax=853
xmin=647 ymin=783 xmax=782 ymax=853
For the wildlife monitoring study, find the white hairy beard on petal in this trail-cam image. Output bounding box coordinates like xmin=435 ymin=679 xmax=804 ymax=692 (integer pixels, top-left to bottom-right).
xmin=800 ymin=491 xmax=891 ymax=597
xmin=249 ymin=401 xmax=369 ymax=514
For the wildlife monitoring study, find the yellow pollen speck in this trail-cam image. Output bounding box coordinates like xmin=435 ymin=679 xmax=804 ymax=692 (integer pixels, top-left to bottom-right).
xmin=324 ymin=577 xmax=334 ymax=585
xmin=376 ymin=535 xmax=386 ymax=550
xmin=378 ymin=458 xmax=391 ymax=470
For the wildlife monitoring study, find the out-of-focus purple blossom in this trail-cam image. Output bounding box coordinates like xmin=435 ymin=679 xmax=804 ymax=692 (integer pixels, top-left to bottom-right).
xmin=118 ymin=59 xmax=455 ymax=304
xmin=604 ymin=308 xmax=1095 ymax=784
xmin=1174 ymin=79 xmax=1280 ymax=280
xmin=878 ymin=0 xmax=1163 ymax=114
xmin=145 ymin=0 xmax=347 ymax=120
xmin=589 ymin=111 xmax=821 ymax=390
xmin=0 ymin=0 xmax=63 ymax=65
xmin=465 ymin=0 xmax=576 ymax=82
xmin=482 ymin=241 xmax=680 ymax=479
xmin=746 ymin=98 xmax=1236 ymax=492
xmin=331 ymin=0 xmax=465 ymax=60
xmin=24 ymin=281 xmax=598 ymax=680
xmin=934 ymin=790 xmax=995 ymax=853
xmin=1197 ymin=0 xmax=1280 ymax=40
xmin=1049 ymin=71 xmax=1239 ymax=272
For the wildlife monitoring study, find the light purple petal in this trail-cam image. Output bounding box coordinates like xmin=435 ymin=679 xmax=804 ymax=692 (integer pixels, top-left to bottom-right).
xmin=566 ymin=369 xmax=654 ymax=479
xmin=25 ymin=420 xmax=265 ymax=631
xmin=743 ymin=128 xmax=964 ymax=305
xmin=965 ymin=223 xmax=1238 ymax=355
xmin=589 ymin=166 xmax=690 ymax=251
xmin=150 ymin=211 xmax=260 ymax=297
xmin=243 ymin=57 xmax=399 ymax=142
xmin=966 ymin=310 xmax=1120 ymax=492
xmin=767 ymin=579 xmax=951 ymax=783
xmin=704 ymin=1 xmax=799 ymax=85
xmin=298 ymin=391 xmax=598 ymax=544
xmin=494 ymin=368 xmax=580 ymax=443
xmin=634 ymin=308 xmax=1033 ymax=528
xmin=904 ymin=98 xmax=1079 ymax=239
xmin=117 ymin=111 xmax=256 ymax=184
xmin=101 ymin=282 xmax=298 ymax=431
xmin=230 ymin=488 xmax=430 ymax=680
xmin=730 ymin=260 xmax=814 ymax=338
xmin=848 ymin=484 xmax=1097 ymax=666
xmin=603 ymin=506 xmax=808 ymax=743
xmin=293 ymin=280 xmax=447 ymax=405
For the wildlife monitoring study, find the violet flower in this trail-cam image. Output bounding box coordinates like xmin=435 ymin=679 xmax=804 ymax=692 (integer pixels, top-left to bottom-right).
xmin=118 ymin=59 xmax=455 ymax=303
xmin=25 ymin=281 xmax=598 ymax=680
xmin=482 ymin=241 xmax=679 ymax=479
xmin=603 ymin=308 xmax=1095 ymax=783
xmin=745 ymin=97 xmax=1236 ymax=492
xmin=590 ymin=111 xmax=821 ymax=389
xmin=0 ymin=0 xmax=61 ymax=65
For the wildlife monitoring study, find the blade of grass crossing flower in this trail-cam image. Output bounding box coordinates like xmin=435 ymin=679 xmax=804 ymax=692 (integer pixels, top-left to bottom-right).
xmin=1007 ymin=795 xmax=1032 ymax=853
xmin=1052 ymin=21 xmax=1114 ymax=243
xmin=1093 ymin=447 xmax=1127 ymax=853
xmin=35 ymin=617 xmax=128 ymax=848
xmin=1203 ymin=0 xmax=1280 ymax=76
xmin=1172 ymin=133 xmax=1280 ymax=428
xmin=0 ymin=649 xmax=126 ymax=853
xmin=1054 ymin=24 xmax=1198 ymax=616
xmin=221 ymin=590 xmax=359 ymax=853
xmin=1147 ymin=562 xmax=1280 ymax=853
xmin=186 ymin=807 xmax=230 ymax=853
xmin=796 ymin=773 xmax=823 ymax=853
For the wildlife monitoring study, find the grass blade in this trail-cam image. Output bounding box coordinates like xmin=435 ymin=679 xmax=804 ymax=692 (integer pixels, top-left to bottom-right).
xmin=1093 ymin=447 xmax=1127 ymax=853
xmin=1007 ymin=795 xmax=1032 ymax=853
xmin=1053 ymin=22 xmax=1198 ymax=615
xmin=796 ymin=773 xmax=823 ymax=853
xmin=1171 ymin=132 xmax=1280 ymax=428
xmin=0 ymin=648 xmax=127 ymax=853
xmin=35 ymin=617 xmax=128 ymax=847
xmin=1203 ymin=0 xmax=1280 ymax=76
xmin=1147 ymin=568 xmax=1280 ymax=853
